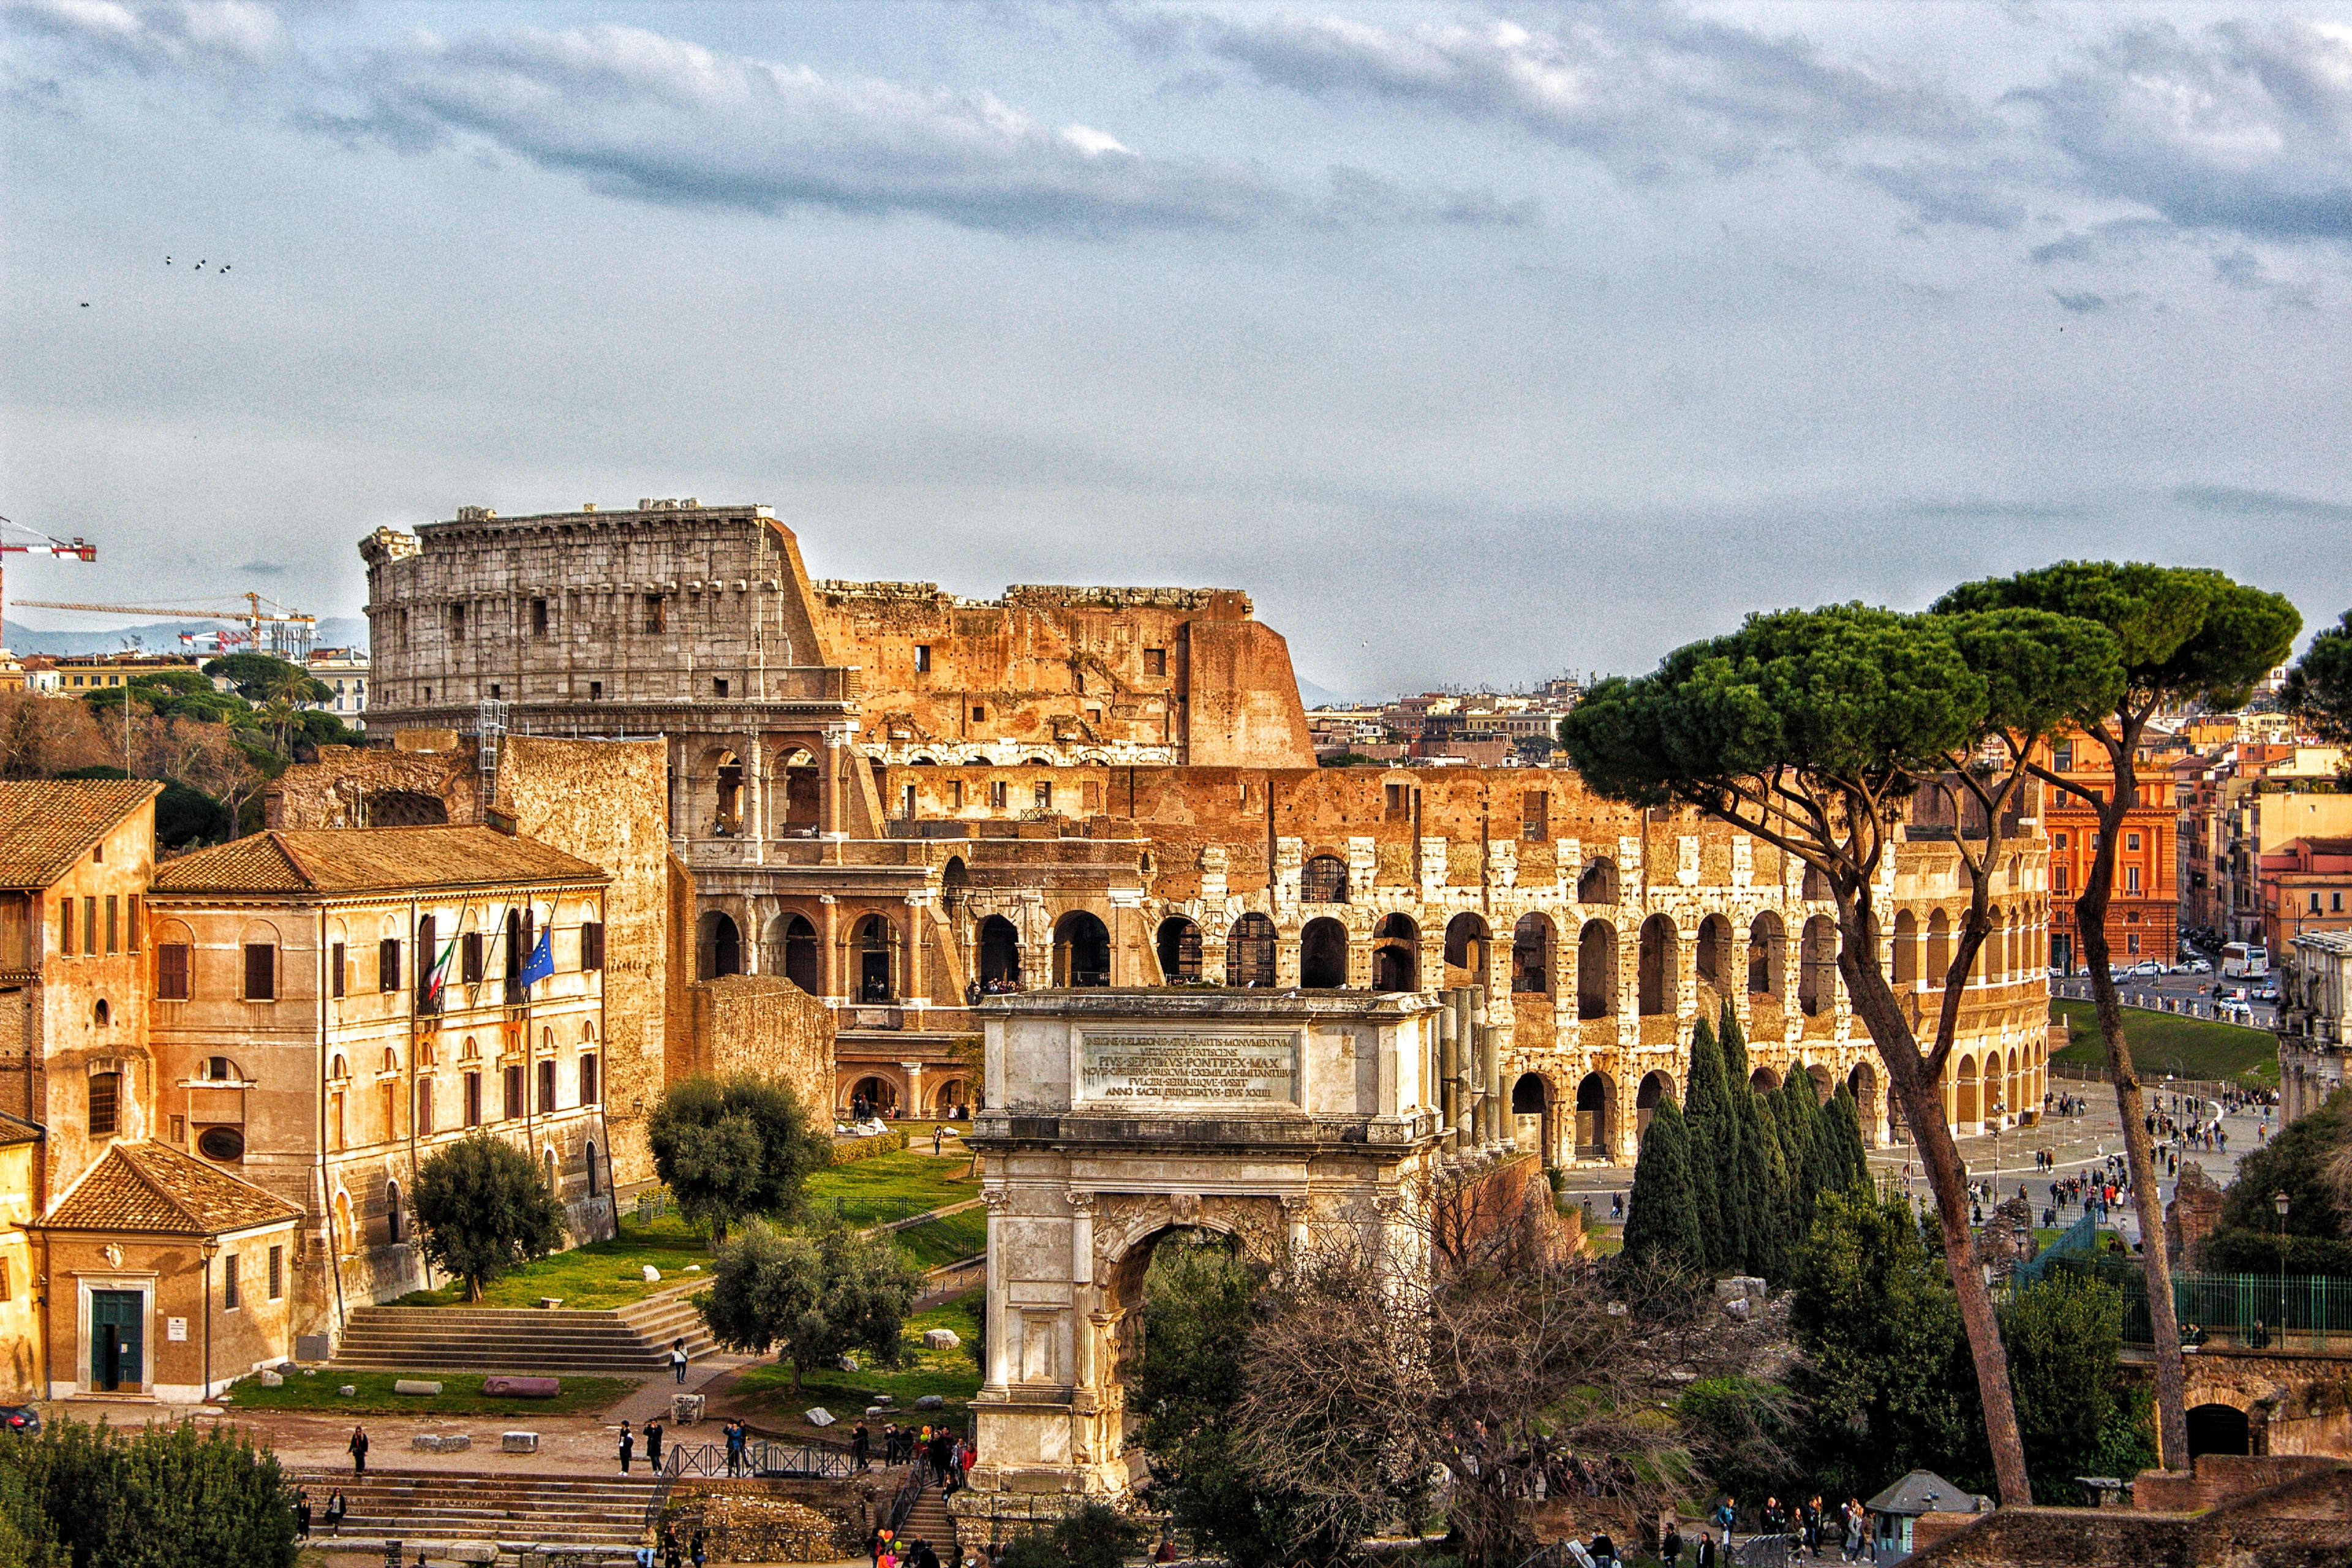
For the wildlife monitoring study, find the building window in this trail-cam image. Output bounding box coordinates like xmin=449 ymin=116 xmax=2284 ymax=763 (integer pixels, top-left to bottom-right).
xmin=948 ymin=779 xmax=965 ymax=809
xmin=268 ymin=1245 xmax=283 ymax=1300
xmin=2127 ymin=832 xmax=2142 ymax=852
xmin=382 ymin=1082 xmax=397 ymax=1141
xmin=127 ymin=894 xmax=139 ymax=954
xmin=589 ymin=680 xmax=603 ymax=700
xmin=1035 ymin=782 xmax=1052 ymax=810
xmin=59 ymin=897 xmax=74 ymax=956
xmin=1144 ymin=647 xmax=1166 ymax=676
xmin=105 ymin=895 xmax=118 ymax=954
xmin=2053 ymin=865 xmax=2070 ymax=892
xmin=157 ymin=943 xmax=190 ymax=1000
xmin=538 ymin=1058 xmax=557 ymax=1114
xmin=416 ymin=1080 xmax=434 ymax=1137
xmin=464 ymin=1071 xmax=482 ymax=1127
xmin=531 ymin=597 xmax=548 ymax=635
xmin=2313 ymin=892 xmax=2325 ymax=913
xmin=83 ymin=897 xmax=96 ymax=955
xmin=2335 ymin=892 xmax=2345 ymax=913
xmin=504 ymin=1063 xmax=524 ymax=1120
xmin=713 ymin=677 xmax=728 ymax=699
xmin=0 ymin=1259 xmax=10 ymax=1301
xmin=329 ymin=1092 xmax=344 ymax=1151
xmin=386 ymin=1181 xmax=402 ymax=1245
xmin=972 ymin=705 xmax=986 ymax=723
xmin=461 ymin=931 xmax=484 ymax=984
xmin=331 ymin=941 xmax=346 ymax=999
xmin=1523 ymin=791 xmax=1549 ymax=842
xmin=2125 ymin=865 xmax=2141 ymax=894
xmin=2054 ymin=834 xmax=2067 ymax=849
xmin=914 ymin=644 xmax=931 ymax=673
xmin=243 ymin=944 xmax=276 ymax=1001
xmin=581 ymin=921 xmax=605 ymax=971
xmin=580 ymin=1054 xmax=599 ymax=1106
xmin=88 ymin=1071 xmax=119 ymax=1137
xmin=989 ymin=780 xmax=1007 ymax=810
xmin=2127 ymin=933 xmax=2141 ymax=955
xmin=379 ymin=937 xmax=401 ymax=991
xmin=223 ymin=1254 xmax=239 ymax=1311
xmin=644 ymin=594 xmax=665 ymax=634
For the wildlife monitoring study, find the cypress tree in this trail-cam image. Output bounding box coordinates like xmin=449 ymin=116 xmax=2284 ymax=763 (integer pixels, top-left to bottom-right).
xmin=1825 ymin=1085 xmax=1871 ymax=1192
xmin=1744 ymin=1084 xmax=1788 ymax=1280
xmin=1682 ymin=1017 xmax=1740 ymax=1272
xmin=1623 ymin=1099 xmax=1705 ymax=1274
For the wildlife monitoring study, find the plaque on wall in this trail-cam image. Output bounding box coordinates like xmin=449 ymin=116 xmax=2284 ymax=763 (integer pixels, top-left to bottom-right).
xmin=166 ymin=1318 xmax=187 ymax=1342
xmin=1077 ymin=1031 xmax=1299 ymax=1107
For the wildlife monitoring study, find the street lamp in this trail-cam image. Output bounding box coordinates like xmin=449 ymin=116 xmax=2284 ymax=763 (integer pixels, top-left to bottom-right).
xmin=198 ymin=1237 xmax=219 ymax=1402
xmin=2275 ymin=1190 xmax=2291 ymax=1349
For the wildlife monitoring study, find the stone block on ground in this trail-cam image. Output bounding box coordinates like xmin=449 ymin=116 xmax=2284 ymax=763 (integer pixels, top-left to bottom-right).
xmin=501 ymin=1430 xmax=540 ymax=1453
xmin=258 ymin=1370 xmax=285 ymax=1387
xmin=337 ymin=1385 xmax=357 ymax=1397
xmin=412 ymin=1432 xmax=472 ymax=1452
xmin=924 ymin=1328 xmax=961 ymax=1350
xmin=805 ymin=1407 xmax=835 ymax=1427
xmin=393 ymin=1379 xmax=444 ymax=1395
xmin=837 ymin=1354 xmax=858 ymax=1372
xmin=538 ymin=1297 xmax=563 ymax=1308
xmin=643 ymin=1264 xmax=662 ymax=1283
xmin=671 ymin=1392 xmax=706 ymax=1424
xmin=1713 ymin=1275 xmax=1767 ymax=1302
xmin=483 ymin=1375 xmax=562 ymax=1398
xmin=915 ymin=1394 xmax=945 ymax=1410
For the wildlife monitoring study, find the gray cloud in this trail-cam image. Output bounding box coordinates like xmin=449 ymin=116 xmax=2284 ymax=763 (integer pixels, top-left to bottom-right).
xmin=2 ymin=0 xmax=284 ymax=74
xmin=2174 ymin=485 xmax=2352 ymax=522
xmin=2049 ymin=290 xmax=2114 ymax=314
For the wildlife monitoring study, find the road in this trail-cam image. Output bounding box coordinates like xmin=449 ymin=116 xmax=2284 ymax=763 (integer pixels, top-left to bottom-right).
xmin=2050 ymin=968 xmax=2278 ymax=1030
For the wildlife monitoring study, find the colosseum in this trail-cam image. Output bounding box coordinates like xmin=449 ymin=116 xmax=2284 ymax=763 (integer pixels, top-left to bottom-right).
xmin=358 ymin=498 xmax=2052 ymax=1162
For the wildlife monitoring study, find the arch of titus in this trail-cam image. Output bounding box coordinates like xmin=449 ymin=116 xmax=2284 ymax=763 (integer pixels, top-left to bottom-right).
xmin=952 ymin=987 xmax=1468 ymax=1540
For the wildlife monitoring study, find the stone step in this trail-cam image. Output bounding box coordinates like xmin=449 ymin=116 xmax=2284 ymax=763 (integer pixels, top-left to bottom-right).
xmin=293 ymin=1469 xmax=658 ymax=1547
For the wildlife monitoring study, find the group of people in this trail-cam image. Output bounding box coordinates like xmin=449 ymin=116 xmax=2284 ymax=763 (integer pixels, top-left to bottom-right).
xmin=617 ymin=1416 xmax=671 ymax=1474
xmin=852 ymin=1419 xmax=972 ymax=1493
xmin=290 ymin=1487 xmax=347 ymax=1539
xmin=1665 ymin=1494 xmax=1876 ymax=1562
xmin=637 ymin=1522 xmax=708 ymax=1567
xmin=872 ymin=1527 xmax=947 ymax=1568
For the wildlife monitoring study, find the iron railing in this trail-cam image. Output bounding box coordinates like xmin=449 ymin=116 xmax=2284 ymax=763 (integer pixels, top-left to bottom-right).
xmin=887 ymin=1465 xmax=926 ymax=1536
xmin=2011 ymin=1209 xmax=2099 ymax=1289
xmin=663 ymin=1438 xmax=854 ymax=1480
xmin=2029 ymin=1256 xmax=2352 ymax=1351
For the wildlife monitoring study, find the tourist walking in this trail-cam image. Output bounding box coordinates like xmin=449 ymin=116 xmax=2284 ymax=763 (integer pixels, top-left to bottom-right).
xmin=324 ymin=1490 xmax=347 ymax=1537
xmin=646 ymin=1416 xmax=665 ymax=1473
xmin=671 ymin=1338 xmax=690 ymax=1383
xmin=1660 ymin=1522 xmax=1683 ymax=1565
xmin=854 ymin=1419 xmax=872 ymax=1471
xmin=293 ymin=1487 xmax=311 ymax=1540
xmin=347 ymin=1424 xmax=369 ymax=1477
xmin=619 ymin=1420 xmax=636 ymax=1474
xmin=1710 ymin=1497 xmax=1737 ymax=1549
xmin=725 ymin=1419 xmax=746 ymax=1476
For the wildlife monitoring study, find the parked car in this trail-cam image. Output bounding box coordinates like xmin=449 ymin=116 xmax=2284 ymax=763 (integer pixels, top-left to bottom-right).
xmin=0 ymin=1407 xmax=39 ymax=1435
xmin=2126 ymin=960 xmax=2163 ymax=978
xmin=2185 ymin=959 xmax=2212 ymax=974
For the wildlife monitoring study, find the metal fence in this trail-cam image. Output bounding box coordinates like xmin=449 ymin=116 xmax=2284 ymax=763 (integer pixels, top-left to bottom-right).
xmin=663 ymin=1438 xmax=854 ymax=1480
xmin=2011 ymin=1209 xmax=2100 ymax=1289
xmin=2032 ymin=1255 xmax=2352 ymax=1350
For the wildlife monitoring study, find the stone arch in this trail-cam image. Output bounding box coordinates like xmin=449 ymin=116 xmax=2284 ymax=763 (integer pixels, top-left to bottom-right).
xmin=1748 ymin=911 xmax=1785 ymax=998
xmin=1512 ymin=913 xmax=1555 ymax=995
xmin=852 ymin=913 xmax=899 ymax=1001
xmin=979 ymin=914 xmax=1022 ymax=989
xmin=1927 ymin=909 xmax=1951 ymax=986
xmin=777 ymin=747 xmax=820 ymax=831
xmin=1444 ymin=913 xmax=1491 ymax=989
xmin=1054 ymin=911 xmax=1112 ymax=987
xmin=1750 ymin=1066 xmax=1783 ymax=1093
xmin=1577 ymin=857 xmax=1619 ymax=906
xmin=1511 ymin=1072 xmax=1552 ymax=1115
xmin=1577 ymin=919 xmax=1618 ymax=1019
xmin=1635 ymin=1070 xmax=1676 ymax=1137
xmin=1956 ymin=1054 xmax=1980 ymax=1126
xmin=1806 ymin=1062 xmax=1834 ymax=1105
xmin=1372 ymin=914 xmax=1419 ymax=993
xmin=766 ymin=913 xmax=821 ymax=993
xmin=1155 ymin=916 xmax=1202 ymax=983
xmin=1695 ymin=914 xmax=1734 ymax=998
xmin=930 ymin=1077 xmax=970 ymax=1116
xmin=1893 ymin=909 xmax=1920 ymax=984
xmin=2188 ymin=1403 xmax=2252 ymax=1457
xmin=1847 ymin=1061 xmax=1880 ymax=1145
xmin=696 ymin=910 xmax=742 ymax=981
xmin=1301 ymin=853 xmax=1349 ymax=905
xmin=711 ymin=750 xmax=745 ymax=837
xmin=1799 ymin=915 xmax=1838 ymax=1017
xmin=1637 ymin=915 xmax=1678 ymax=1017
xmin=941 ymin=856 xmax=970 ymax=916
xmin=1227 ymin=913 xmax=1276 ymax=988
xmin=1574 ymin=1072 xmax=1616 ymax=1161
xmin=848 ymin=1073 xmax=900 ymax=1118
xmin=1299 ymin=917 xmax=1349 ymax=989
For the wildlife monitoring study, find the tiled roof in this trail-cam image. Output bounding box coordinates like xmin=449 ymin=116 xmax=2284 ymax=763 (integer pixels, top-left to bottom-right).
xmin=41 ymin=1140 xmax=301 ymax=1236
xmin=0 ymin=1110 xmax=42 ymax=1148
xmin=0 ymin=781 xmax=160 ymax=889
xmin=149 ymin=826 xmax=607 ymax=897
xmin=1866 ymin=1470 xmax=1981 ymax=1517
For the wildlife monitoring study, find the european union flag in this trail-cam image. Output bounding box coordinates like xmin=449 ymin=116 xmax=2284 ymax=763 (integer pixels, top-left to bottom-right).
xmin=519 ymin=926 xmax=556 ymax=989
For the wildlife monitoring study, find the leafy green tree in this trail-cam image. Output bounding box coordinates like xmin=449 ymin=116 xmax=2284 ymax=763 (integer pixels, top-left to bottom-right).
xmin=1820 ymin=1086 xmax=1870 ymax=1194
xmin=1681 ymin=1018 xmax=1741 ymax=1273
xmin=410 ymin=1132 xmax=570 ymax=1301
xmin=695 ymin=1218 xmax=921 ymax=1390
xmin=1999 ymin=1273 xmax=2153 ymax=1488
xmin=1939 ymin=562 xmax=2299 ymax=1467
xmin=1562 ymin=599 xmax=2127 ymax=1502
xmin=2194 ymin=1088 xmax=2351 ymax=1273
xmin=202 ymin=653 xmax=328 ymax=706
xmin=1789 ymin=1185 xmax=1977 ymax=1502
xmin=1 ymin=1417 xmax=297 ymax=1568
xmin=1675 ymin=1376 xmax=1803 ymax=1513
xmin=2283 ymin=609 xmax=2352 ymax=752
xmin=1623 ymin=1099 xmax=1705 ymax=1274
xmin=995 ymin=1502 xmax=1147 ymax=1568
xmin=647 ymin=1072 xmax=830 ymax=1243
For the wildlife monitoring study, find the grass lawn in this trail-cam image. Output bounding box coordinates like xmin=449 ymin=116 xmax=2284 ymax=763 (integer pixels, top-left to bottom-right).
xmin=391 ymin=1211 xmax=716 ymax=1310
xmin=726 ymin=1292 xmax=984 ymax=1441
xmin=2051 ymin=1000 xmax=2279 ymax=1087
xmin=805 ymin=1145 xmax=981 ymax=1226
xmin=888 ymin=1207 xmax=986 ymax=1271
xmin=220 ymin=1368 xmax=638 ymax=1417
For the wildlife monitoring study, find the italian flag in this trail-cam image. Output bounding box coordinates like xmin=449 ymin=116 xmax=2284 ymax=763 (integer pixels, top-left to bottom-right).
xmin=423 ymin=916 xmax=461 ymax=1008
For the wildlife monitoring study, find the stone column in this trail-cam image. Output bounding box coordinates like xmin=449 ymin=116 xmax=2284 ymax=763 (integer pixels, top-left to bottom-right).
xmin=902 ymin=1062 xmax=926 ymax=1118
xmin=820 ymin=722 xmax=854 ymax=839
xmin=819 ymin=894 xmax=840 ymax=1000
xmin=905 ymin=892 xmax=930 ymax=1005
xmin=743 ymin=737 xmax=766 ymax=862
xmin=982 ymin=1188 xmax=1013 ymax=1389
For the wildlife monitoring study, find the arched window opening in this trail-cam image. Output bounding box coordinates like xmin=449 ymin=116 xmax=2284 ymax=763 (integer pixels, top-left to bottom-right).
xmin=1577 ymin=858 xmax=1619 ymax=907
xmin=1577 ymin=920 xmax=1617 ymax=1019
xmin=1893 ymin=910 xmax=1919 ymax=985
xmin=1695 ymin=914 xmax=1733 ymax=995
xmin=586 ymin=1142 xmax=600 ymax=1197
xmin=1156 ymin=918 xmax=1202 ymax=983
xmin=1511 ymin=913 xmax=1554 ymax=995
xmin=1511 ymin=1073 xmax=1550 ymax=1115
xmin=1751 ymin=1066 xmax=1782 ymax=1093
xmin=854 ymin=915 xmax=897 ymax=1002
xmin=1227 ymin=914 xmax=1276 ymax=988
xmin=696 ymin=910 xmax=742 ymax=981
xmin=1372 ymin=914 xmax=1419 ymax=993
xmin=713 ymin=751 xmax=744 ymax=837
xmin=1574 ymin=1073 xmax=1613 ymax=1161
xmin=941 ymin=857 xmax=970 ymax=916
xmin=1444 ymin=913 xmax=1491 ymax=987
xmin=1637 ymin=916 xmax=1677 ymax=1017
xmin=780 ymin=748 xmax=820 ymax=831
xmin=1635 ymin=1071 xmax=1673 ymax=1137
xmin=979 ymin=915 xmax=1022 ymax=991
xmin=1054 ymin=911 xmax=1112 ymax=987
xmin=1301 ymin=854 xmax=1349 ymax=905
xmin=1798 ymin=916 xmax=1838 ymax=1017
xmin=385 ymin=1180 xmax=404 ymax=1246
xmin=2187 ymin=1404 xmax=2251 ymax=1458
xmin=849 ymin=1076 xmax=900 ymax=1119
xmin=1807 ymin=1063 xmax=1834 ymax=1105
xmin=1956 ymin=1056 xmax=1981 ymax=1126
xmin=1300 ymin=918 xmax=1348 ymax=989
xmin=1926 ymin=910 xmax=1952 ymax=987
xmin=1747 ymin=913 xmax=1784 ymax=997
xmin=776 ymin=914 xmax=820 ymax=993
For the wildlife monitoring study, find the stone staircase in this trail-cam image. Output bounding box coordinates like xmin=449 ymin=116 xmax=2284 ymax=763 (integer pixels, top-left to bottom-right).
xmin=333 ymin=1287 xmax=715 ymax=1374
xmin=901 ymin=1480 xmax=957 ymax=1552
xmin=295 ymin=1468 xmax=656 ymax=1552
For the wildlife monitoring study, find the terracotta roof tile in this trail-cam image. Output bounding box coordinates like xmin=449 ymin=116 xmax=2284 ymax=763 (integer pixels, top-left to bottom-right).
xmin=149 ymin=826 xmax=606 ymax=897
xmin=0 ymin=781 xmax=160 ymax=889
xmin=41 ymin=1140 xmax=301 ymax=1236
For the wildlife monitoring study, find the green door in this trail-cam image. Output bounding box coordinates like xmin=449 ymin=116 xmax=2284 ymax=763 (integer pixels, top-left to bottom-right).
xmin=91 ymin=1289 xmax=142 ymax=1390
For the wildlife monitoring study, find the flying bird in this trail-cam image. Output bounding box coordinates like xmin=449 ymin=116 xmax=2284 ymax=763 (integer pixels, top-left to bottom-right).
xmin=165 ymin=255 xmax=172 ymax=265
xmin=219 ymin=265 xmax=230 ymax=274
xmin=80 ymin=303 xmax=89 ymax=307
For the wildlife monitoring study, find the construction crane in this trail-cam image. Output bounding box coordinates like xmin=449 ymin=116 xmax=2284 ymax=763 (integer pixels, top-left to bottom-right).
xmin=0 ymin=516 xmax=97 ymax=644
xmin=9 ymin=591 xmax=320 ymax=662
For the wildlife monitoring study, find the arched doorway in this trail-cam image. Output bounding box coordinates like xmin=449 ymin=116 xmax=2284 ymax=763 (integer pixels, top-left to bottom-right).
xmin=849 ymin=1075 xmax=899 ymax=1119
xmin=1156 ymin=917 xmax=1202 ymax=983
xmin=1748 ymin=912 xmax=1784 ymax=998
xmin=1444 ymin=913 xmax=1491 ymax=989
xmin=979 ymin=915 xmax=1022 ymax=990
xmin=1637 ymin=916 xmax=1677 ymax=1017
xmin=1510 ymin=1072 xmax=1551 ymax=1157
xmin=853 ymin=915 xmax=897 ymax=1002
xmin=768 ymin=914 xmax=820 ymax=993
xmin=1299 ymin=918 xmax=1349 ymax=989
xmin=1577 ymin=920 xmax=1617 ymax=1018
xmin=1799 ymin=916 xmax=1838 ymax=1016
xmin=1847 ymin=1062 xmax=1879 ymax=1145
xmin=1301 ymin=854 xmax=1349 ymax=905
xmin=1750 ymin=1066 xmax=1782 ymax=1094
xmin=1227 ymin=913 xmax=1276 ymax=987
xmin=1054 ymin=911 xmax=1112 ymax=987
xmin=1635 ymin=1071 xmax=1675 ymax=1138
xmin=780 ymin=748 xmax=820 ymax=831
xmin=1695 ymin=914 xmax=1733 ymax=998
xmin=1373 ymin=914 xmax=1419 ymax=993
xmin=696 ymin=911 xmax=742 ymax=981
xmin=1574 ymin=1073 xmax=1614 ymax=1161
xmin=1512 ymin=913 xmax=1554 ymax=995
xmin=2187 ymin=1403 xmax=2251 ymax=1457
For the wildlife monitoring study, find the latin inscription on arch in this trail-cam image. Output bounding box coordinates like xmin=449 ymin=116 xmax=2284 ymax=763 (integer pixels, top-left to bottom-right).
xmin=1078 ymin=1031 xmax=1298 ymax=1106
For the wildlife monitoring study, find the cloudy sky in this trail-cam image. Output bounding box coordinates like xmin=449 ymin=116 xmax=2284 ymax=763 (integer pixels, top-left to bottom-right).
xmin=5 ymin=1 xmax=2349 ymax=696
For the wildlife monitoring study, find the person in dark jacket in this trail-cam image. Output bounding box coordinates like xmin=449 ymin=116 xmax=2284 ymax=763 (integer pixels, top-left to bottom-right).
xmin=347 ymin=1425 xmax=370 ymax=1476
xmin=619 ymin=1420 xmax=635 ymax=1474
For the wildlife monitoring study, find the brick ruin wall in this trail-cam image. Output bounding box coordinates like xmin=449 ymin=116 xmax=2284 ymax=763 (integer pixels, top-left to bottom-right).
xmin=676 ymin=974 xmax=834 ymax=1117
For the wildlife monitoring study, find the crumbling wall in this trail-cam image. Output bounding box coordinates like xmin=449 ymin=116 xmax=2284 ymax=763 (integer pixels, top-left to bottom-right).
xmin=679 ymin=974 xmax=835 ymax=1117
xmin=264 ymin=744 xmax=480 ymax=830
